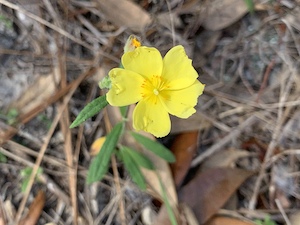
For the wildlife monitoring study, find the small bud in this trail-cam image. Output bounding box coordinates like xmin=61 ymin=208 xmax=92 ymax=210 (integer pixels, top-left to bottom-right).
xmin=124 ymin=35 xmax=141 ymax=53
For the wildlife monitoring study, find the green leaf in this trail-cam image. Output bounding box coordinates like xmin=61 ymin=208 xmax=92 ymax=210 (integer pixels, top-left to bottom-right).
xmin=131 ymin=132 xmax=175 ymax=163
xmin=159 ymin=177 xmax=178 ymax=225
xmin=20 ymin=167 xmax=43 ymax=192
xmin=87 ymin=122 xmax=124 ymax=184
xmin=122 ymin=146 xmax=154 ymax=170
xmin=120 ymin=147 xmax=147 ymax=190
xmin=244 ymin=0 xmax=255 ymax=14
xmin=70 ymin=95 xmax=108 ymax=128
xmin=119 ymin=106 xmax=128 ymax=118
xmin=0 ymin=152 xmax=7 ymax=163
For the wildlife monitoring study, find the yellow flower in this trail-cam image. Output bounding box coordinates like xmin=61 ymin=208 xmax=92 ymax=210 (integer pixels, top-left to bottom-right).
xmin=107 ymin=45 xmax=205 ymax=137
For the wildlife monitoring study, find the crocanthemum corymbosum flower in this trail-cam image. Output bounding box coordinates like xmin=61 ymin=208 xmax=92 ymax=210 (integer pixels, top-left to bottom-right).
xmin=106 ymin=45 xmax=205 ymax=137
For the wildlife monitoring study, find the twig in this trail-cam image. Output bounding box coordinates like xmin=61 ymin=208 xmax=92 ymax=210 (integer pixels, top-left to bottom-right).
xmin=165 ymin=0 xmax=175 ymax=46
xmin=191 ymin=115 xmax=258 ymax=167
xmin=14 ymin=94 xmax=69 ymax=224
xmin=255 ymin=59 xmax=276 ymax=103
xmin=248 ymin=61 xmax=296 ymax=210
xmin=0 ymin=0 xmax=92 ymax=51
xmin=275 ymin=199 xmax=291 ymax=225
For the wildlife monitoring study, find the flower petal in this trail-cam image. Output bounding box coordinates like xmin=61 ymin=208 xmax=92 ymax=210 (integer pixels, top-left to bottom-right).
xmin=106 ymin=68 xmax=144 ymax=106
xmin=161 ymin=80 xmax=205 ymax=118
xmin=133 ymin=99 xmax=171 ymax=138
xmin=122 ymin=47 xmax=163 ymax=79
xmin=162 ymin=45 xmax=198 ymax=89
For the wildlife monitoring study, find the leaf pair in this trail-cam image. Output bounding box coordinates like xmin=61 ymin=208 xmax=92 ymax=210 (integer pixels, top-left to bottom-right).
xmin=118 ymin=146 xmax=154 ymax=190
xmin=87 ymin=122 xmax=124 ymax=184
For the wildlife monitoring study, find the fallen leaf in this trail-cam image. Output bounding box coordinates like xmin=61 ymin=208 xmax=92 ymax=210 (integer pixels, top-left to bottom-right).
xmin=290 ymin=211 xmax=300 ymax=225
xmin=19 ymin=190 xmax=45 ymax=225
xmin=202 ymin=0 xmax=249 ymax=31
xmin=96 ymin=0 xmax=152 ymax=32
xmin=170 ymin=131 xmax=199 ymax=187
xmin=205 ymin=216 xmax=256 ymax=225
xmin=179 ymin=168 xmax=255 ymax=224
xmin=9 ymin=69 xmax=60 ymax=116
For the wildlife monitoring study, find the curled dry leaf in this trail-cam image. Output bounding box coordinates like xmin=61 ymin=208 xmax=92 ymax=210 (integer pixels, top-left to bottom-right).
xmin=179 ymin=168 xmax=255 ymax=224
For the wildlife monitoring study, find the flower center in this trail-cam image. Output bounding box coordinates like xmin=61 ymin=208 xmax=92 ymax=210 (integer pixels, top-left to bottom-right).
xmin=141 ymin=75 xmax=169 ymax=104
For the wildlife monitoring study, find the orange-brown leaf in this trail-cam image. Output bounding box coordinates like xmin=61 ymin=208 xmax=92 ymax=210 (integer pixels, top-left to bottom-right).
xmin=19 ymin=190 xmax=45 ymax=225
xmin=170 ymin=131 xmax=198 ymax=187
xmin=179 ymin=168 xmax=255 ymax=224
xmin=205 ymin=216 xmax=256 ymax=225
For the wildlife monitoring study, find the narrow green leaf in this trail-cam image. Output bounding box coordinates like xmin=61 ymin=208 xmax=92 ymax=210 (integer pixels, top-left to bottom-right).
xmin=119 ymin=106 xmax=128 ymax=118
xmin=131 ymin=132 xmax=175 ymax=163
xmin=70 ymin=95 xmax=108 ymax=128
xmin=120 ymin=147 xmax=147 ymax=190
xmin=159 ymin=178 xmax=178 ymax=225
xmin=87 ymin=122 xmax=124 ymax=184
xmin=123 ymin=146 xmax=154 ymax=170
xmin=244 ymin=0 xmax=255 ymax=14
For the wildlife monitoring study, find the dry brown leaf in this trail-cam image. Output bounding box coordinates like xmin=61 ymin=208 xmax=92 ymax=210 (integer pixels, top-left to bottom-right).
xmin=290 ymin=211 xmax=300 ymax=225
xmin=96 ymin=0 xmax=152 ymax=32
xmin=179 ymin=168 xmax=255 ymax=224
xmin=201 ymin=148 xmax=252 ymax=170
xmin=9 ymin=70 xmax=60 ymax=116
xmin=18 ymin=190 xmax=45 ymax=225
xmin=170 ymin=131 xmax=199 ymax=187
xmin=202 ymin=0 xmax=249 ymax=31
xmin=205 ymin=216 xmax=256 ymax=225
